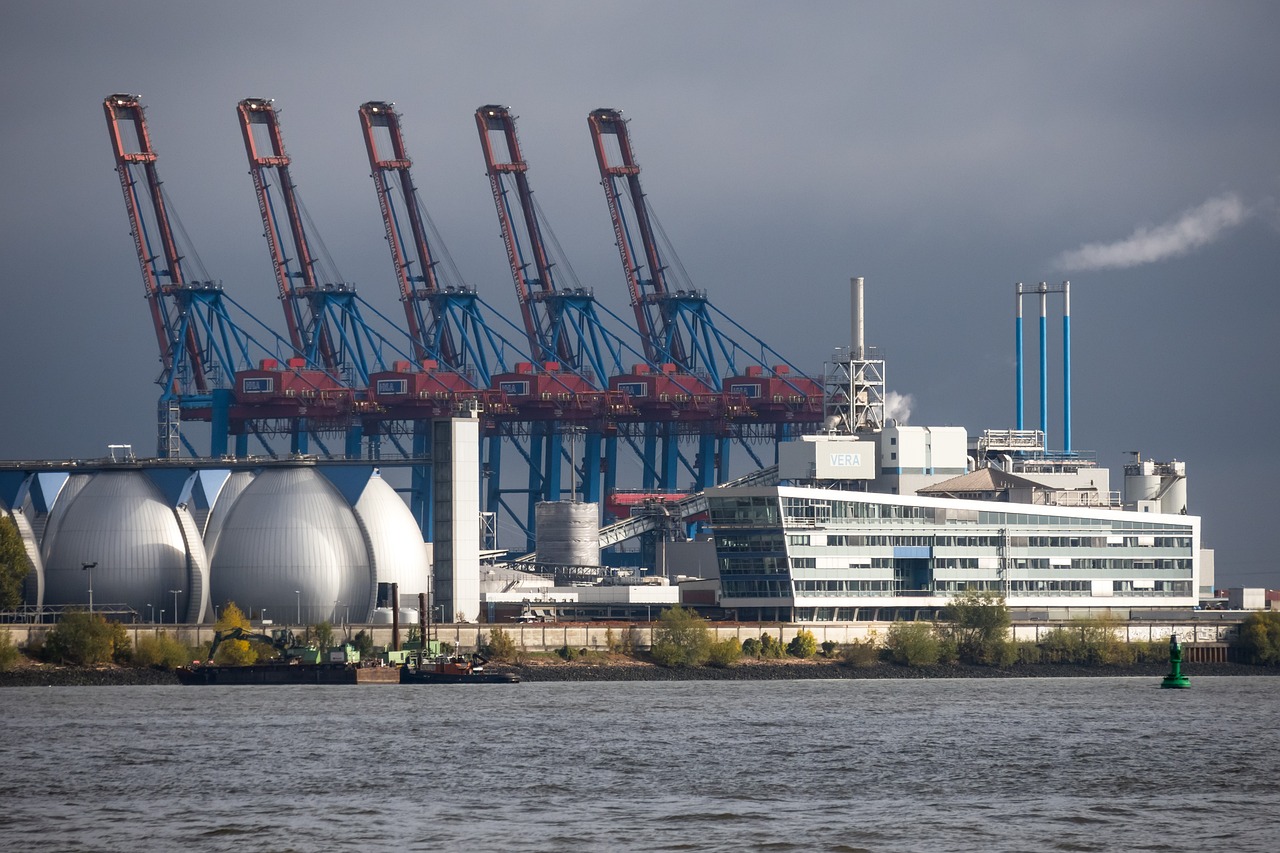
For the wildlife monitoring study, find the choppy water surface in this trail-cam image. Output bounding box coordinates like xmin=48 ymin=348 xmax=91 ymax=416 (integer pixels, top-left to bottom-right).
xmin=1 ymin=677 xmax=1276 ymax=852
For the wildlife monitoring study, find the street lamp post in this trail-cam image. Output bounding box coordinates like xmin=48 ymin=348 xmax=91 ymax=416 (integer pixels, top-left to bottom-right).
xmin=168 ymin=589 xmax=183 ymax=625
xmin=295 ymin=590 xmax=301 ymax=625
xmin=159 ymin=609 xmax=165 ymax=624
xmin=147 ymin=603 xmax=153 ymax=623
xmin=81 ymin=562 xmax=97 ymax=612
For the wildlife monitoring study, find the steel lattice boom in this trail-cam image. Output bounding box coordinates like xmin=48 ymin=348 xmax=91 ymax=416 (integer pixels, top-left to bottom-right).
xmin=359 ymin=101 xmax=512 ymax=389
xmin=237 ymin=97 xmax=397 ymax=390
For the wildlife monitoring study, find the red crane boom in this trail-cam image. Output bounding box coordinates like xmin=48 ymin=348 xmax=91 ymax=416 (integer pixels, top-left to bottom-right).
xmin=104 ymin=94 xmax=207 ymax=393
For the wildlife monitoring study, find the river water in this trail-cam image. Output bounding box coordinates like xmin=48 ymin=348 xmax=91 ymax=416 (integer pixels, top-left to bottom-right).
xmin=1 ymin=677 xmax=1275 ymax=852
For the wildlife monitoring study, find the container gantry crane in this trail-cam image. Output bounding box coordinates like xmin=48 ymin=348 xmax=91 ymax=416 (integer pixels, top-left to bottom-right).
xmin=105 ymin=94 xmax=341 ymax=459
xmin=588 ymin=107 xmax=825 ymax=488
xmin=359 ymin=101 xmax=515 ymax=387
xmin=238 ymin=97 xmax=410 ymax=456
xmin=359 ymin=100 xmax=528 ymax=533
xmin=476 ymin=104 xmax=640 ymax=545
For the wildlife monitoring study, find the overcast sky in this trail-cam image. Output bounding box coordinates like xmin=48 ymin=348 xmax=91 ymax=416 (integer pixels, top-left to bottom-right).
xmin=1 ymin=1 xmax=1276 ymax=584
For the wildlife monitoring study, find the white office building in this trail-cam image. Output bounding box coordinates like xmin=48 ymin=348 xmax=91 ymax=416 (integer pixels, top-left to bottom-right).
xmin=706 ymin=484 xmax=1199 ymax=622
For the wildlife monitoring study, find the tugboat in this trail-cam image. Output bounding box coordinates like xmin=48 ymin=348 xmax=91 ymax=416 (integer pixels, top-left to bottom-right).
xmin=395 ymin=588 xmax=519 ymax=684
xmin=400 ymin=650 xmax=519 ymax=684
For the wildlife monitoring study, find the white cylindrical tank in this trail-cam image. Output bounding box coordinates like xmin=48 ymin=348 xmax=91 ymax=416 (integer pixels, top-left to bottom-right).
xmin=1124 ymin=460 xmax=1161 ymax=506
xmin=369 ymin=607 xmax=421 ymax=625
xmin=209 ymin=467 xmax=375 ymax=625
xmin=40 ymin=471 xmax=205 ymax=620
xmin=536 ymin=501 xmax=600 ymax=566
xmin=1161 ymin=461 xmax=1188 ymax=514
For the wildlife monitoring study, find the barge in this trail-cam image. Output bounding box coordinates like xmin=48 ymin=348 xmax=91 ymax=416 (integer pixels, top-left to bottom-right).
xmin=176 ymin=662 xmax=401 ymax=685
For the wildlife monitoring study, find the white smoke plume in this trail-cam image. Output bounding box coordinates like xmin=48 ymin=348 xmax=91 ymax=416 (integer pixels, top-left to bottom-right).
xmin=1052 ymin=193 xmax=1249 ymax=272
xmin=885 ymin=390 xmax=914 ymax=424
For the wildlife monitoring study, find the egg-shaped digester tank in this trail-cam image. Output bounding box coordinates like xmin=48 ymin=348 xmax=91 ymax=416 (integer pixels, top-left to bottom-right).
xmin=354 ymin=472 xmax=430 ymax=600
xmin=40 ymin=471 xmax=206 ymax=620
xmin=208 ymin=467 xmax=376 ymax=625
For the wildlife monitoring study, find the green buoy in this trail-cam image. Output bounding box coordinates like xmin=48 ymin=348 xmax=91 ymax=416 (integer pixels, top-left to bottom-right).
xmin=1161 ymin=633 xmax=1190 ymax=688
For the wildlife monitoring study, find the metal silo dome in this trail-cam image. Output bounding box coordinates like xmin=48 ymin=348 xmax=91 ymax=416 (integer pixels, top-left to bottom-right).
xmin=40 ymin=471 xmax=207 ymax=621
xmin=209 ymin=467 xmax=375 ymax=626
xmin=354 ymin=472 xmax=430 ymax=599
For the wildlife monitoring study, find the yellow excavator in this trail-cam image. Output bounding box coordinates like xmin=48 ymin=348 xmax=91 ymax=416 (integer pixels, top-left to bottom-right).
xmin=204 ymin=627 xmax=328 ymax=665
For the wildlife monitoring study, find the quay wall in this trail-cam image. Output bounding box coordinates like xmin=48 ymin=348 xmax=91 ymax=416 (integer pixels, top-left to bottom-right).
xmin=0 ymin=619 xmax=1243 ymax=655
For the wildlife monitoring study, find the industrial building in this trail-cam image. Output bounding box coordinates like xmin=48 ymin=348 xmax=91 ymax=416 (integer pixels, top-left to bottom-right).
xmin=694 ymin=277 xmax=1209 ymax=621
xmin=705 ymin=483 xmax=1198 ymax=622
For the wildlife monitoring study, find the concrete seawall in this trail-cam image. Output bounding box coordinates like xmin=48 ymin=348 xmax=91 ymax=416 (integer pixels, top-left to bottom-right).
xmin=1 ymin=619 xmax=1242 ymax=655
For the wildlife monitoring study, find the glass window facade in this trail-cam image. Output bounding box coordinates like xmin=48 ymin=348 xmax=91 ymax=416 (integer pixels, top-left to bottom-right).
xmin=707 ymin=486 xmax=1199 ymax=622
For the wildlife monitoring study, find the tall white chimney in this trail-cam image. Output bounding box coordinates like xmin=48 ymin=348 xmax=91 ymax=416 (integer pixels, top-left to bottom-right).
xmin=851 ymin=276 xmax=865 ymax=359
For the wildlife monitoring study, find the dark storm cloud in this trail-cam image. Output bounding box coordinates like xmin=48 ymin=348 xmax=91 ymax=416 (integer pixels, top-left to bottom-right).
xmin=1 ymin=1 xmax=1277 ymax=583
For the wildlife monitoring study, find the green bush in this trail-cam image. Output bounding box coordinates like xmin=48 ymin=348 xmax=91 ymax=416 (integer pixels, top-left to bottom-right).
xmin=1039 ymin=626 xmax=1085 ymax=663
xmin=885 ymin=621 xmax=940 ymax=667
xmin=0 ymin=516 xmax=33 ymax=610
xmin=133 ymin=632 xmax=194 ymax=670
xmin=1132 ymin=640 xmax=1167 ymax=664
xmin=741 ymin=637 xmax=761 ymax=658
xmin=0 ymin=631 xmax=22 ymax=672
xmin=820 ymin=640 xmax=839 ymax=658
xmin=1235 ymin=611 xmax=1280 ymax=665
xmin=1037 ymin=618 xmax=1150 ymax=665
xmin=42 ymin=611 xmax=130 ymax=666
xmin=707 ymin=637 xmax=742 ymax=668
xmin=942 ymin=589 xmax=1013 ymax=666
xmin=758 ymin=632 xmax=785 ymax=659
xmin=1014 ymin=641 xmax=1043 ymax=664
xmin=649 ymin=605 xmax=712 ymax=667
xmin=937 ymin=635 xmax=960 ymax=665
xmin=1080 ymin=616 xmax=1133 ymax=665
xmin=840 ymin=639 xmax=880 ymax=667
xmin=485 ymin=627 xmax=518 ymax=662
xmin=787 ymin=629 xmax=818 ymax=659
xmin=351 ymin=629 xmax=375 ymax=658
xmin=307 ymin=621 xmax=335 ymax=652
xmin=555 ymin=644 xmax=579 ymax=661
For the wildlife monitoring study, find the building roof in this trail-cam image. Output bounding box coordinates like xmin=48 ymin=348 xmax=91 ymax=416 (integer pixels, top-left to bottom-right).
xmin=917 ymin=467 xmax=1045 ymax=497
